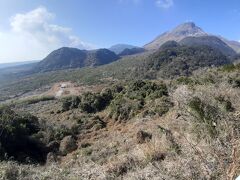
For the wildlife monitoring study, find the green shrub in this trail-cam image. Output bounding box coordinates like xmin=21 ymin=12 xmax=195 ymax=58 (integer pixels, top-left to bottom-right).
xmin=61 ymin=96 xmax=73 ymax=111
xmin=61 ymin=96 xmax=81 ymax=111
xmin=79 ymin=92 xmax=105 ymax=113
xmin=176 ymin=77 xmax=195 ymax=85
xmin=73 ymin=115 xmax=106 ymax=133
xmin=0 ymin=107 xmax=47 ymax=163
xmin=188 ymin=97 xmax=218 ymax=138
xmin=228 ymin=78 xmax=240 ymax=88
xmin=127 ymin=80 xmax=168 ymax=100
xmin=109 ymin=94 xmax=143 ymax=121
xmin=24 ymin=96 xmax=55 ymax=105
xmin=221 ymin=63 xmax=240 ymax=72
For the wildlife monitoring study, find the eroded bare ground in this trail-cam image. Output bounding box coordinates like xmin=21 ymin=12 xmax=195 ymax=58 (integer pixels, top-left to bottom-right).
xmin=44 ymin=82 xmax=105 ymax=98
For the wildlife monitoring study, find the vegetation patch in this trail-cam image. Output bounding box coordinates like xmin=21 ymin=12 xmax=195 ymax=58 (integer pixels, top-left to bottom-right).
xmin=188 ymin=97 xmax=219 ymax=138
xmin=0 ymin=107 xmax=47 ymax=163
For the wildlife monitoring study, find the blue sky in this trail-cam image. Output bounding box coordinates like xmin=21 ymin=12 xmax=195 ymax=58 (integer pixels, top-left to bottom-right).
xmin=0 ymin=0 xmax=239 ymax=62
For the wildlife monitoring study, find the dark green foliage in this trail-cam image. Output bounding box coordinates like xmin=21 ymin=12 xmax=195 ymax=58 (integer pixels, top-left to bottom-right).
xmin=118 ymin=48 xmax=145 ymax=56
xmin=136 ymin=45 xmax=230 ymax=78
xmin=159 ymin=41 xmax=180 ymax=50
xmin=61 ymin=96 xmax=81 ymax=111
xmin=71 ymin=96 xmax=81 ymax=109
xmin=24 ymin=96 xmax=55 ymax=105
xmin=79 ymin=92 xmax=112 ymax=113
xmin=228 ymin=77 xmax=240 ymax=88
xmin=0 ymin=107 xmax=47 ymax=163
xmin=176 ymin=77 xmax=196 ymax=85
xmin=109 ymin=95 xmax=143 ymax=121
xmin=221 ymin=64 xmax=237 ymax=72
xmin=73 ymin=115 xmax=106 ymax=133
xmin=61 ymin=88 xmax=115 ymax=113
xmin=108 ymin=80 xmax=170 ymax=121
xmin=127 ymin=80 xmax=168 ymax=100
xmin=61 ymin=97 xmax=74 ymax=112
xmin=180 ymin=36 xmax=236 ymax=57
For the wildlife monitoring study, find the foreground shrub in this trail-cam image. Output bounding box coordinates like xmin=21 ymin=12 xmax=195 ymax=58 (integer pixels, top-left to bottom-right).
xmin=188 ymin=97 xmax=219 ymax=138
xmin=108 ymin=95 xmax=143 ymax=121
xmin=127 ymin=80 xmax=168 ymax=100
xmin=79 ymin=92 xmax=111 ymax=113
xmin=0 ymin=107 xmax=47 ymax=163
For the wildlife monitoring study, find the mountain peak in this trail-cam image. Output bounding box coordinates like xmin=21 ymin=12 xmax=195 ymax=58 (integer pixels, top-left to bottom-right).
xmin=144 ymin=22 xmax=207 ymax=50
xmin=177 ymin=22 xmax=196 ymax=27
xmin=171 ymin=22 xmax=206 ymax=36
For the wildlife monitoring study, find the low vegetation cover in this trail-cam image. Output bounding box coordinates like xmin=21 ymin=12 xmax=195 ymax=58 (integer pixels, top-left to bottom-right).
xmin=61 ymin=80 xmax=172 ymax=121
xmin=0 ymin=64 xmax=239 ymax=179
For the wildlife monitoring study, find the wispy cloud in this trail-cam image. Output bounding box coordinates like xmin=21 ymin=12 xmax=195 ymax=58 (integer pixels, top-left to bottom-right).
xmin=0 ymin=7 xmax=94 ymax=62
xmin=156 ymin=0 xmax=174 ymax=9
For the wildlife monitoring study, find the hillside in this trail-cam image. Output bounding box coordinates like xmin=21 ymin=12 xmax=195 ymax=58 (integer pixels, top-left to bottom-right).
xmin=0 ymin=64 xmax=240 ymax=179
xmin=35 ymin=47 xmax=119 ymax=72
xmin=0 ymin=44 xmax=232 ymax=102
xmin=180 ymin=36 xmax=236 ymax=57
xmin=135 ymin=44 xmax=230 ymax=78
xmin=118 ymin=47 xmax=145 ymax=56
xmin=218 ymin=36 xmax=240 ymax=53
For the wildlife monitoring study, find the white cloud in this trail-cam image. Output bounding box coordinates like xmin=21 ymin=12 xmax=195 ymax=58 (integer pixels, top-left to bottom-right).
xmin=156 ymin=0 xmax=174 ymax=9
xmin=0 ymin=7 xmax=94 ymax=62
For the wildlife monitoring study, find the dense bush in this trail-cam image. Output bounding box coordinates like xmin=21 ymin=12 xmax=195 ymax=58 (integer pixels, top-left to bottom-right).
xmin=108 ymin=80 xmax=170 ymax=120
xmin=61 ymin=89 xmax=114 ymax=113
xmin=74 ymin=115 xmax=106 ymax=133
xmin=126 ymin=80 xmax=168 ymax=100
xmin=108 ymin=95 xmax=143 ymax=121
xmin=79 ymin=92 xmax=112 ymax=113
xmin=60 ymin=80 xmax=170 ymax=121
xmin=0 ymin=107 xmax=47 ymax=163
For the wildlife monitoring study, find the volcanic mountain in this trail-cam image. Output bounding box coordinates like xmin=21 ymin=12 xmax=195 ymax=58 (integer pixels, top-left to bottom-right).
xmin=35 ymin=47 xmax=119 ymax=72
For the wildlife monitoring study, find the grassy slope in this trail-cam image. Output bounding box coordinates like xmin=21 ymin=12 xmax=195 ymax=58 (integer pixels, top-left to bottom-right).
xmin=0 ymin=66 xmax=240 ymax=179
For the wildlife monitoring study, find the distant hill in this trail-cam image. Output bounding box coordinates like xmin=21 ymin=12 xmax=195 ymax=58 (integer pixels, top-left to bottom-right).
xmin=136 ymin=44 xmax=230 ymax=78
xmin=118 ymin=47 xmax=145 ymax=56
xmin=158 ymin=41 xmax=180 ymax=50
xmin=35 ymin=47 xmax=119 ymax=72
xmin=179 ymin=36 xmax=236 ymax=57
xmin=218 ymin=36 xmax=240 ymax=53
xmin=109 ymin=44 xmax=138 ymax=54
